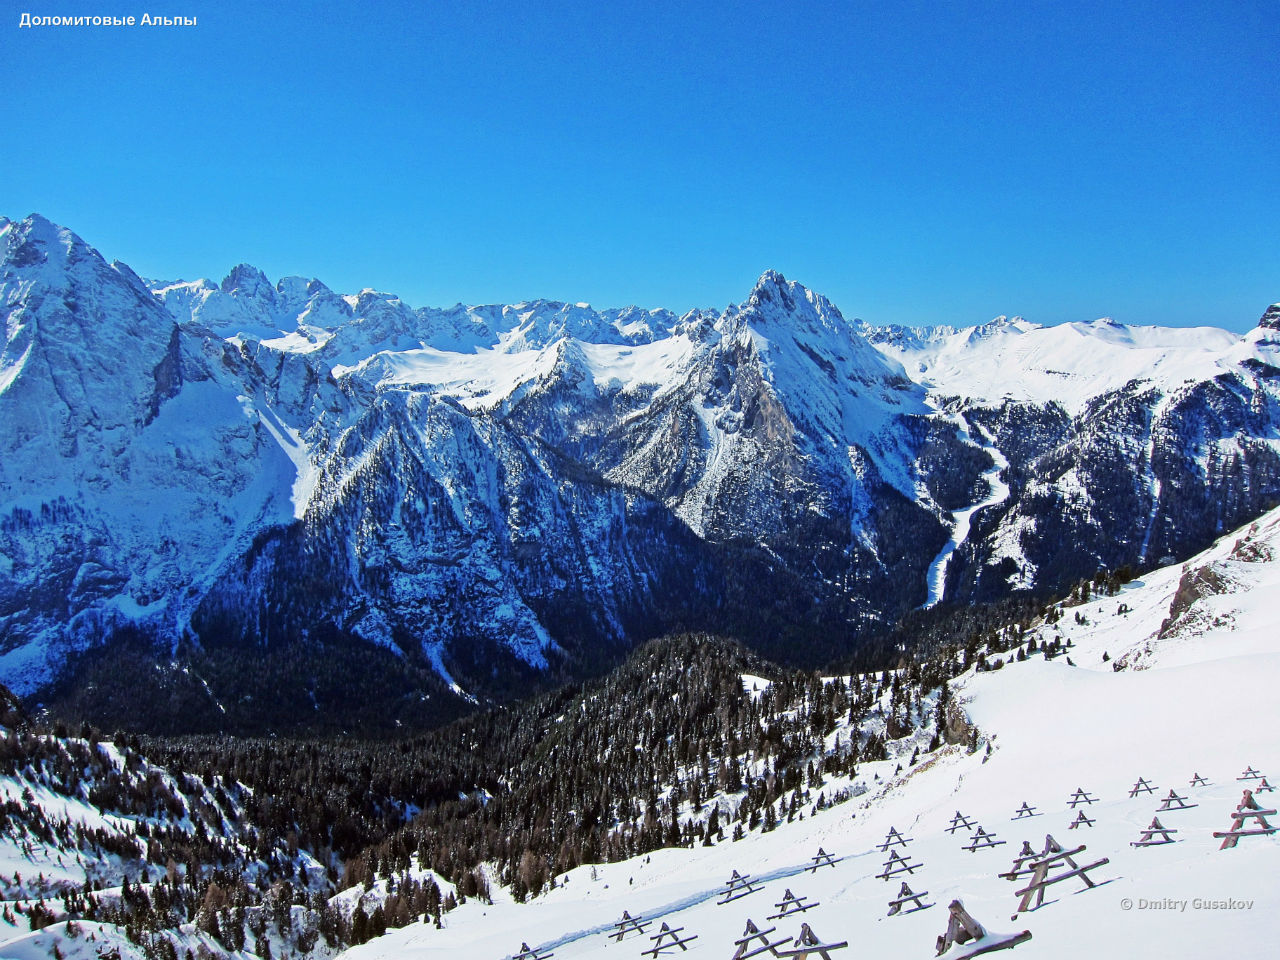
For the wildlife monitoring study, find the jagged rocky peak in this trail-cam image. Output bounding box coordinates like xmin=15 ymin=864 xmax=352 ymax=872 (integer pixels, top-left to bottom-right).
xmin=1 ymin=211 xmax=183 ymax=473
xmin=275 ymin=274 xmax=331 ymax=302
xmin=747 ymin=268 xmax=797 ymax=308
xmin=1 ymin=214 xmax=156 ymax=311
xmin=736 ymin=269 xmax=855 ymax=337
xmin=3 ymin=212 xmax=64 ymax=269
xmin=352 ymin=287 xmax=409 ymax=313
xmin=745 ymin=270 xmax=843 ymax=320
xmin=1258 ymin=303 xmax=1280 ymax=330
xmin=219 ymin=262 xmax=276 ymax=301
xmin=967 ymin=314 xmax=1034 ymax=339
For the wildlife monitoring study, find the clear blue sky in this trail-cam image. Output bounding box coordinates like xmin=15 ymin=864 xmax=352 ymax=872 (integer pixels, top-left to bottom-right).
xmin=4 ymin=0 xmax=1276 ymax=329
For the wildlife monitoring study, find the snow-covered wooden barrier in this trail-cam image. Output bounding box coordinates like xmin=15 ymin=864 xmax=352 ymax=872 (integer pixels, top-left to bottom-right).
xmin=1128 ymin=777 xmax=1157 ymax=797
xmin=1068 ymin=809 xmax=1095 ymax=830
xmin=878 ymin=827 xmax=913 ymax=851
xmin=512 ymin=941 xmax=555 ymax=960
xmin=773 ymin=923 xmax=847 ymax=960
xmin=1155 ymin=789 xmax=1197 ymax=812
xmin=1011 ymin=802 xmax=1039 ymax=820
xmin=644 ymin=922 xmax=698 ymax=957
xmin=1237 ymin=766 xmax=1265 ymax=781
xmin=1189 ymin=772 xmax=1210 ymax=788
xmin=1214 ymin=789 xmax=1278 ymax=850
xmin=934 ymin=900 xmax=1031 ymax=958
xmin=768 ymin=889 xmax=817 ymax=919
xmin=887 ymin=881 xmax=933 ymax=916
xmin=1131 ymin=817 xmax=1178 ymax=847
xmin=1067 ymin=787 xmax=1097 ymax=808
xmin=963 ymin=826 xmax=1006 ymax=852
xmin=732 ymin=919 xmax=791 ymax=959
xmin=998 ymin=841 xmax=1042 ymax=881
xmin=609 ymin=910 xmax=653 ymax=941
xmin=806 ymin=847 xmax=844 ymax=872
xmin=946 ymin=811 xmax=976 ymax=834
xmin=1012 ymin=835 xmax=1109 ymax=912
xmin=719 ymin=869 xmax=763 ymax=904
xmin=876 ymin=849 xmax=921 ymax=880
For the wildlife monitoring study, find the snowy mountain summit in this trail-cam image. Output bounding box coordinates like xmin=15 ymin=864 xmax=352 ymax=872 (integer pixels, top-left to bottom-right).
xmin=3 ymin=213 xmax=1280 ymax=731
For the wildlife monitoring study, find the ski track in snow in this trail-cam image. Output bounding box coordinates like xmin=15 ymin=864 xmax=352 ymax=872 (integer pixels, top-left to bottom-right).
xmin=531 ymin=848 xmax=882 ymax=956
xmin=923 ymin=414 xmax=1011 ymax=607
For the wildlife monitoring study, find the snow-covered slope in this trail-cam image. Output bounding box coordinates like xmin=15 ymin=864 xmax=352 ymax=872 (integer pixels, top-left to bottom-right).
xmin=870 ymin=314 xmax=1259 ymax=414
xmin=337 ymin=507 xmax=1280 ymax=960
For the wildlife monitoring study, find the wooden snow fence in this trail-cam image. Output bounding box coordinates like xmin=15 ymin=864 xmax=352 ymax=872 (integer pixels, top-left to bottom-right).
xmin=887 ymin=881 xmax=934 ymax=916
xmin=1131 ymin=817 xmax=1178 ymax=847
xmin=806 ymin=847 xmax=844 ymax=872
xmin=1067 ymin=787 xmax=1097 ymax=808
xmin=1012 ymin=834 xmax=1109 ymax=913
xmin=876 ymin=849 xmax=921 ymax=880
xmin=934 ymin=900 xmax=1031 ymax=958
xmin=1068 ymin=809 xmax=1095 ymax=829
xmin=768 ymin=889 xmax=818 ymax=920
xmin=878 ymin=827 xmax=913 ymax=851
xmin=946 ymin=811 xmax=977 ymax=834
xmin=998 ymin=841 xmax=1041 ymax=882
xmin=1214 ymin=789 xmax=1278 ymax=850
xmin=610 ymin=910 xmax=654 ymax=942
xmin=1155 ymin=789 xmax=1198 ymax=812
xmin=772 ymin=923 xmax=847 ymax=960
xmin=963 ymin=826 xmax=1006 ymax=852
xmin=643 ymin=922 xmax=698 ymax=957
xmin=731 ymin=919 xmax=791 ymax=960
xmin=719 ymin=869 xmax=763 ymax=904
xmin=512 ymin=942 xmax=554 ymax=960
xmin=1128 ymin=777 xmax=1157 ymax=797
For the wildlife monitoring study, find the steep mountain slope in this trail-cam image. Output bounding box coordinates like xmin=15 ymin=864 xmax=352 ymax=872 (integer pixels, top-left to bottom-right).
xmin=0 ymin=216 xmax=303 ymax=693
xmin=3 ymin=212 xmax=1279 ymax=732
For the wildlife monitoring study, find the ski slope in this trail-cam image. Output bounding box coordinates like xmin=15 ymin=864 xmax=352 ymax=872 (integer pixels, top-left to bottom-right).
xmin=340 ymin=511 xmax=1280 ymax=960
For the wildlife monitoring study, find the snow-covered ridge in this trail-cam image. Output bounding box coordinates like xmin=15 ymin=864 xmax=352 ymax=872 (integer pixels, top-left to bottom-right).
xmin=872 ymin=313 xmax=1270 ymax=415
xmin=151 ymin=253 xmax=1277 ymax=418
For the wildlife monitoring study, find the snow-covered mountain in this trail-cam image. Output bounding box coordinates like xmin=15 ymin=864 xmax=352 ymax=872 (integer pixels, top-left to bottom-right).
xmin=3 ymin=212 xmax=1279 ymax=730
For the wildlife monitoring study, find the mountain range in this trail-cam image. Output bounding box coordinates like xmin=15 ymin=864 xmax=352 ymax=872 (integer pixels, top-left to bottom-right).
xmin=2 ymin=212 xmax=1278 ymax=733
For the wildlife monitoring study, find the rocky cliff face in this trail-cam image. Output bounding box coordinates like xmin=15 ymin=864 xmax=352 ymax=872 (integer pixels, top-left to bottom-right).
xmin=3 ymin=214 xmax=1278 ymax=732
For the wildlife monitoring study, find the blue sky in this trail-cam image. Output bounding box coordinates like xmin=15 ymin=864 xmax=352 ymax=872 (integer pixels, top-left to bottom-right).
xmin=4 ymin=0 xmax=1276 ymax=328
